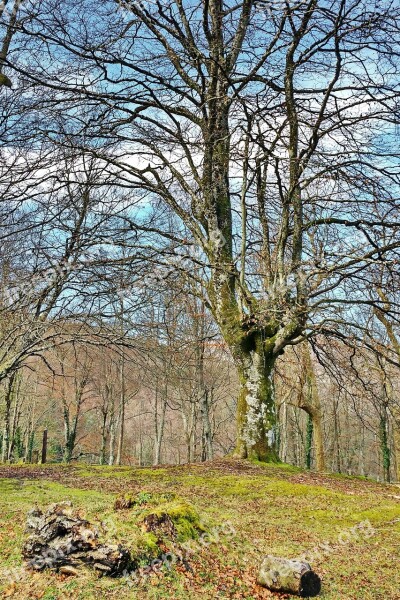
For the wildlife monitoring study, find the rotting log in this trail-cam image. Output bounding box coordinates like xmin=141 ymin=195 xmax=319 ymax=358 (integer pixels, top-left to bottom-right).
xmin=257 ymin=555 xmax=321 ymax=597
xmin=22 ymin=502 xmax=131 ymax=576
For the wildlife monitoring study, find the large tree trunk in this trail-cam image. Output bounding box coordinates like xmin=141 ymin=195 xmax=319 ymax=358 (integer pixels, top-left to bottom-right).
xmin=234 ymin=345 xmax=278 ymax=462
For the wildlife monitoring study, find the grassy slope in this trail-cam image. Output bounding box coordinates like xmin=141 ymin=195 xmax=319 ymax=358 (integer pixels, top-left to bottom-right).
xmin=0 ymin=459 xmax=399 ymax=600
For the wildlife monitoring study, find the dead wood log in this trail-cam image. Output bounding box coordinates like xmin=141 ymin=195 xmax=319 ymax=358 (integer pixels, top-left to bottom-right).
xmin=22 ymin=502 xmax=131 ymax=576
xmin=257 ymin=555 xmax=321 ymax=597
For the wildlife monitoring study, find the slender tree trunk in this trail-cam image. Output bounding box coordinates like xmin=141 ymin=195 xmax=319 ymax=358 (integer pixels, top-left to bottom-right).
xmin=298 ymin=345 xmax=325 ymax=472
xmin=116 ymin=355 xmax=125 ymax=466
xmin=63 ymin=412 xmax=71 ymax=463
xmin=138 ymin=427 xmax=143 ymax=467
xmin=305 ymin=414 xmax=313 ymax=469
xmin=195 ymin=301 xmax=213 ymax=462
xmin=64 ymin=416 xmax=78 ymax=464
xmin=41 ymin=429 xmax=48 ymax=464
xmin=333 ymin=399 xmax=341 ymax=473
xmin=116 ymin=299 xmax=126 ymax=466
xmin=61 ymin=373 xmax=79 ymax=464
xmin=181 ymin=404 xmax=195 ymax=463
xmin=191 ymin=400 xmax=197 ymax=461
xmin=312 ymin=407 xmax=325 ymax=472
xmin=379 ymin=410 xmax=391 ymax=483
xmin=108 ymin=411 xmax=116 ymax=466
xmin=200 ymin=390 xmax=213 ymax=461
xmin=8 ymin=400 xmax=20 ymax=461
xmin=359 ymin=420 xmax=366 ymax=477
xmin=279 ymin=402 xmax=288 ymax=463
xmin=1 ymin=373 xmax=16 ymax=462
xmin=116 ymin=398 xmax=125 ymax=465
xmin=154 ymin=381 xmax=167 ymax=466
xmin=393 ymin=419 xmax=400 ymax=482
xmin=26 ymin=430 xmax=35 ymax=464
xmin=99 ymin=410 xmax=108 ymax=465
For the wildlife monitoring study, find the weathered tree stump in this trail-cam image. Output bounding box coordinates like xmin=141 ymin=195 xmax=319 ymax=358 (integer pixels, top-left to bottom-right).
xmin=23 ymin=502 xmax=131 ymax=576
xmin=114 ymin=495 xmax=133 ymax=510
xmin=257 ymin=555 xmax=321 ymax=597
xmin=142 ymin=512 xmax=177 ymax=540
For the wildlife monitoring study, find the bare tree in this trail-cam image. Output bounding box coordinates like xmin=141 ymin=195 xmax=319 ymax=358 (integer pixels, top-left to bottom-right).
xmin=3 ymin=0 xmax=400 ymax=461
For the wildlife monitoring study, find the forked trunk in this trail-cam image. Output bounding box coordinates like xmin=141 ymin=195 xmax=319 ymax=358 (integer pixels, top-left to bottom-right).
xmin=234 ymin=348 xmax=278 ymax=461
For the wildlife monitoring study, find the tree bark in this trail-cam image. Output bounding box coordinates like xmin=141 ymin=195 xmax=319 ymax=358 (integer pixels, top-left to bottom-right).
xmin=312 ymin=407 xmax=325 ymax=472
xmin=333 ymin=398 xmax=341 ymax=473
xmin=305 ymin=414 xmax=313 ymax=470
xmin=1 ymin=373 xmax=16 ymax=462
xmin=394 ymin=423 xmax=400 ymax=482
xmin=116 ymin=300 xmax=126 ymax=466
xmin=41 ymin=429 xmax=48 ymax=464
xmin=63 ymin=412 xmax=78 ymax=464
xmin=154 ymin=384 xmax=167 ymax=466
xmin=196 ymin=305 xmax=213 ymax=462
xmin=99 ymin=409 xmax=108 ymax=466
xmin=234 ymin=343 xmax=278 ymax=461
xmin=379 ymin=410 xmax=391 ymax=483
xmin=258 ymin=555 xmax=321 ymax=597
xmin=108 ymin=408 xmax=116 ymax=466
xmin=200 ymin=390 xmax=213 ymax=461
xmin=297 ymin=344 xmax=325 ymax=472
xmin=116 ymin=354 xmax=126 ymax=466
xmin=279 ymin=402 xmax=289 ymax=463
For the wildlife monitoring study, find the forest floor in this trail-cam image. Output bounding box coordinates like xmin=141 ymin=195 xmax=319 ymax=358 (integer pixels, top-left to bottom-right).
xmin=0 ymin=459 xmax=399 ymax=600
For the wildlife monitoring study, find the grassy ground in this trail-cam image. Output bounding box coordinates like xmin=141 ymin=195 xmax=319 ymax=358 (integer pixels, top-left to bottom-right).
xmin=0 ymin=459 xmax=399 ymax=599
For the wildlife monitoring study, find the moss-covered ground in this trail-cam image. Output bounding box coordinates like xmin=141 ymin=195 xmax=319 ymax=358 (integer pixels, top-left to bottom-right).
xmin=0 ymin=459 xmax=399 ymax=599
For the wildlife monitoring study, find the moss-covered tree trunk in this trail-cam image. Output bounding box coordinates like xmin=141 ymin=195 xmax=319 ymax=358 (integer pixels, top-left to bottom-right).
xmin=379 ymin=411 xmax=391 ymax=483
xmin=233 ymin=338 xmax=278 ymax=461
xmin=1 ymin=373 xmax=16 ymax=462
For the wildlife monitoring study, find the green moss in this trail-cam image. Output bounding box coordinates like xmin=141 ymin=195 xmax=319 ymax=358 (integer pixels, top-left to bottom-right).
xmin=1 ymin=461 xmax=400 ymax=599
xmin=140 ymin=500 xmax=205 ymax=542
xmin=352 ymin=505 xmax=400 ymax=525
